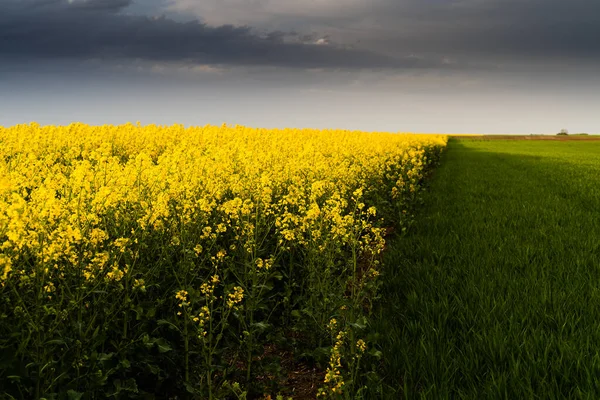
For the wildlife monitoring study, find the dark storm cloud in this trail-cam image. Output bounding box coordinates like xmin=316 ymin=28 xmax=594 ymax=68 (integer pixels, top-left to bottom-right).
xmin=490 ymin=0 xmax=600 ymax=59
xmin=360 ymin=0 xmax=600 ymax=61
xmin=179 ymin=0 xmax=600 ymax=63
xmin=2 ymin=0 xmax=599 ymax=72
xmin=0 ymin=0 xmax=445 ymax=69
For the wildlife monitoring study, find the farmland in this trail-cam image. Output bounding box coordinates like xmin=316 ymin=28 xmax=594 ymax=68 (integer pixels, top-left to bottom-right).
xmin=4 ymin=126 xmax=600 ymax=399
xmin=0 ymin=123 xmax=446 ymax=399
xmin=376 ymin=138 xmax=600 ymax=398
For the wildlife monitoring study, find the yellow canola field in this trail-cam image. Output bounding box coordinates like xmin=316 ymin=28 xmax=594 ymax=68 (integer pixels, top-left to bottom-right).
xmin=0 ymin=122 xmax=446 ymax=398
xmin=0 ymin=122 xmax=446 ymax=283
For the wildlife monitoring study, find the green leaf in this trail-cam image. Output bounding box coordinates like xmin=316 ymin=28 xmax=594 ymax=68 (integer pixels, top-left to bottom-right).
xmin=67 ymin=390 xmax=84 ymax=400
xmin=134 ymin=305 xmax=144 ymax=320
xmin=113 ymin=378 xmax=138 ymax=394
xmin=254 ymin=282 xmax=274 ymax=291
xmin=157 ymin=319 xmax=180 ymax=332
xmin=45 ymin=339 xmax=66 ymax=346
xmin=155 ymin=338 xmax=172 ymax=353
xmin=369 ymin=349 xmax=383 ymax=359
xmin=250 ymin=322 xmax=271 ymax=332
xmin=348 ymin=321 xmax=367 ymax=330
xmin=145 ymin=363 xmax=160 ymax=376
xmin=271 ymin=271 xmax=284 ymax=280
xmin=98 ymin=352 xmax=115 ymax=362
xmin=91 ymin=326 xmax=100 ymax=340
xmin=184 ymin=381 xmax=200 ymax=394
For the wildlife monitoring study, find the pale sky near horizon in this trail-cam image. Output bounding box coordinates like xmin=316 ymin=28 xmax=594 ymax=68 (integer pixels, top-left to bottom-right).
xmin=1 ymin=0 xmax=599 ymax=134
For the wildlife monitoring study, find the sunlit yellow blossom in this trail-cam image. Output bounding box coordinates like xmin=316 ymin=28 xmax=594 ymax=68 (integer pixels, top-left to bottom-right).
xmin=0 ymin=254 xmax=12 ymax=281
xmin=44 ymin=282 xmax=55 ymax=293
xmin=176 ymin=290 xmax=188 ymax=301
xmin=105 ymin=263 xmax=126 ymax=282
xmin=195 ymin=306 xmax=211 ymax=338
xmin=356 ymin=339 xmax=367 ymax=353
xmin=0 ymin=122 xmax=446 ymax=396
xmin=133 ymin=278 xmax=146 ymax=291
xmin=227 ymin=286 xmax=244 ymax=309
xmin=327 ymin=318 xmax=338 ymax=332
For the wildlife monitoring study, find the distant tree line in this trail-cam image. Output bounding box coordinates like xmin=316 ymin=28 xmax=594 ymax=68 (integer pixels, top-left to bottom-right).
xmin=557 ymin=129 xmax=589 ymax=136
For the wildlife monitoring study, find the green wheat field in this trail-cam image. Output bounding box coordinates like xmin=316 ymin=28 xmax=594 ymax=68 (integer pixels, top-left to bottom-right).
xmin=376 ymin=137 xmax=600 ymax=398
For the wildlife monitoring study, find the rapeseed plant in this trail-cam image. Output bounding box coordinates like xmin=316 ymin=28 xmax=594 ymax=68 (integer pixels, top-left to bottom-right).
xmin=0 ymin=122 xmax=446 ymax=398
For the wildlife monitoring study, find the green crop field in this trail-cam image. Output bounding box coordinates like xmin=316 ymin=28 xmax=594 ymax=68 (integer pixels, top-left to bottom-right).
xmin=5 ymin=128 xmax=600 ymax=399
xmin=376 ymin=138 xmax=600 ymax=398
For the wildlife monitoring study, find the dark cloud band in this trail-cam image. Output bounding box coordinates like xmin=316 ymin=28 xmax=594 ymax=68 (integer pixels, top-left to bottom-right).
xmin=0 ymin=0 xmax=445 ymax=69
xmin=1 ymin=0 xmax=599 ymax=70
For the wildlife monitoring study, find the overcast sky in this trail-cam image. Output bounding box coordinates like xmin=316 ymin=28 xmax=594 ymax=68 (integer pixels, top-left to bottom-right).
xmin=1 ymin=0 xmax=599 ymax=133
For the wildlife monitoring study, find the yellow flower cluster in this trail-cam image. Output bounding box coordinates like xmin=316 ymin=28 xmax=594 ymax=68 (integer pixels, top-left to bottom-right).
xmin=356 ymin=339 xmax=367 ymax=353
xmin=0 ymin=123 xmax=445 ymax=294
xmin=0 ymin=254 xmax=12 ymax=283
xmin=176 ymin=290 xmax=189 ymax=312
xmin=327 ymin=318 xmax=338 ymax=333
xmin=254 ymin=257 xmax=274 ymax=270
xmin=319 ymin=331 xmax=347 ymax=397
xmin=200 ymin=275 xmax=219 ymax=300
xmin=227 ymin=286 xmax=244 ymax=309
xmin=193 ymin=306 xmax=211 ymax=338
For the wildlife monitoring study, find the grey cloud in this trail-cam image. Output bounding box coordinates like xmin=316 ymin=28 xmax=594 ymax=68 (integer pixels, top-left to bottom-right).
xmin=173 ymin=0 xmax=600 ymax=62
xmin=68 ymin=0 xmax=133 ymax=12
xmin=343 ymin=0 xmax=600 ymax=61
xmin=3 ymin=0 xmax=598 ymax=73
xmin=0 ymin=0 xmax=447 ymax=70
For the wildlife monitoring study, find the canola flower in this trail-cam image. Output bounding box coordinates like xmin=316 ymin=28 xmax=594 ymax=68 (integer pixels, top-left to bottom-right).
xmin=0 ymin=122 xmax=446 ymax=397
xmin=319 ymin=330 xmax=347 ymax=397
xmin=227 ymin=286 xmax=244 ymax=309
xmin=0 ymin=122 xmax=445 ymax=286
